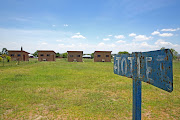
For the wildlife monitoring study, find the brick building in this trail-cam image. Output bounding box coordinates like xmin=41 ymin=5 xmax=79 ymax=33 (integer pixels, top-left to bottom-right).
xmin=94 ymin=51 xmax=112 ymax=62
xmin=67 ymin=51 xmax=83 ymax=62
xmin=8 ymin=50 xmax=30 ymax=61
xmin=37 ymin=50 xmax=56 ymax=61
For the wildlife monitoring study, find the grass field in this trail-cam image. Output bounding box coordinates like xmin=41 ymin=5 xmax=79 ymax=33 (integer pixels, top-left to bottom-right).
xmin=0 ymin=58 xmax=180 ymax=119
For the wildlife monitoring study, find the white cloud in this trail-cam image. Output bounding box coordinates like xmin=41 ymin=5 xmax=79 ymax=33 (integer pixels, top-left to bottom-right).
xmin=159 ymin=33 xmax=173 ymax=37
xmin=129 ymin=33 xmax=136 ymax=37
xmin=151 ymin=31 xmax=160 ymax=35
xmin=56 ymin=40 xmax=62 ymax=42
xmin=133 ymin=35 xmax=152 ymax=41
xmin=116 ymin=40 xmax=126 ymax=43
xmin=155 ymin=39 xmax=173 ymax=46
xmin=98 ymin=42 xmax=105 ymax=46
xmin=41 ymin=42 xmax=47 ymax=45
xmin=161 ymin=28 xmax=180 ymax=32
xmin=103 ymin=38 xmax=110 ymax=41
xmin=64 ymin=24 xmax=68 ymax=27
xmin=76 ymin=32 xmax=80 ymax=35
xmin=151 ymin=30 xmax=174 ymax=37
xmin=52 ymin=25 xmax=56 ymax=27
xmin=154 ymin=39 xmax=180 ymax=52
xmin=1 ymin=28 xmax=180 ymax=54
xmin=108 ymin=35 xmax=112 ymax=37
xmin=58 ymin=44 xmax=64 ymax=46
xmin=71 ymin=35 xmax=86 ymax=39
xmin=114 ymin=35 xmax=125 ymax=39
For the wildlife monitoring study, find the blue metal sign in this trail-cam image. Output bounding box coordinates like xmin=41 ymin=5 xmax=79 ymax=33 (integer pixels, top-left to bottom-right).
xmin=114 ymin=49 xmax=173 ymax=92
xmin=114 ymin=49 xmax=173 ymax=120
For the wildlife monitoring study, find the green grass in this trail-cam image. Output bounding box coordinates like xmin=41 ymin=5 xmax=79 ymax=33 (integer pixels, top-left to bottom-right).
xmin=0 ymin=58 xmax=180 ymax=119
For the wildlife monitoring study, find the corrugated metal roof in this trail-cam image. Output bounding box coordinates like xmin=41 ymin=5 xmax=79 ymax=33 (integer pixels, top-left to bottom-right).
xmin=94 ymin=51 xmax=112 ymax=53
xmin=37 ymin=50 xmax=56 ymax=54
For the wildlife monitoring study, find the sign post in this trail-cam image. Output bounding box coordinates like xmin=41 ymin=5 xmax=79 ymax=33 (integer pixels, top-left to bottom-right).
xmin=114 ymin=49 xmax=173 ymax=120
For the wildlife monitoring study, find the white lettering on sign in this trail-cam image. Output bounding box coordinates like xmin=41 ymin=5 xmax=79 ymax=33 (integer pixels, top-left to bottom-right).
xmin=146 ymin=57 xmax=154 ymax=83
xmin=128 ymin=57 xmax=134 ymax=76
xmin=157 ymin=55 xmax=165 ymax=61
xmin=116 ymin=57 xmax=121 ymax=74
xmin=121 ymin=57 xmax=127 ymax=75
xmin=137 ymin=57 xmax=141 ymax=78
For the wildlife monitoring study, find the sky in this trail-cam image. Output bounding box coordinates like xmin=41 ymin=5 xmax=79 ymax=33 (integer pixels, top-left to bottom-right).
xmin=0 ymin=0 xmax=180 ymax=54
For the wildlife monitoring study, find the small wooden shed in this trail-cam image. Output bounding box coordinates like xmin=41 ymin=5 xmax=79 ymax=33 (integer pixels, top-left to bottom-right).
xmin=8 ymin=50 xmax=30 ymax=61
xmin=94 ymin=51 xmax=112 ymax=62
xmin=37 ymin=50 xmax=56 ymax=61
xmin=67 ymin=51 xmax=83 ymax=62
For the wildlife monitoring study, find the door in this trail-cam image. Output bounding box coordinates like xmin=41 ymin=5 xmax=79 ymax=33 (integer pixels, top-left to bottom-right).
xmin=23 ymin=55 xmax=25 ymax=61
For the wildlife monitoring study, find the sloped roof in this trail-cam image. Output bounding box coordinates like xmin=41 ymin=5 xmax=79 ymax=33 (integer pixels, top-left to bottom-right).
xmin=8 ymin=50 xmax=30 ymax=54
xmin=67 ymin=51 xmax=83 ymax=53
xmin=94 ymin=51 xmax=112 ymax=53
xmin=37 ymin=50 xmax=56 ymax=54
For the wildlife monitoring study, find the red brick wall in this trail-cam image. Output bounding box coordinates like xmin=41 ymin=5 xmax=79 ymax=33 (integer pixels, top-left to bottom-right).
xmin=94 ymin=52 xmax=111 ymax=62
xmin=8 ymin=51 xmax=29 ymax=61
xmin=68 ymin=51 xmax=83 ymax=62
xmin=38 ymin=51 xmax=56 ymax=61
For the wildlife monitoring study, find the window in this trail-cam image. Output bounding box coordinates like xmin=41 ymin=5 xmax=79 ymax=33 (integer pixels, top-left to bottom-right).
xmin=70 ymin=55 xmax=73 ymax=57
xmin=47 ymin=54 xmax=50 ymax=56
xmin=77 ymin=55 xmax=80 ymax=57
xmin=17 ymin=54 xmax=21 ymax=57
xmin=40 ymin=54 xmax=44 ymax=56
xmin=11 ymin=54 xmax=14 ymax=57
xmin=97 ymin=55 xmax=101 ymax=57
xmin=106 ymin=55 xmax=109 ymax=57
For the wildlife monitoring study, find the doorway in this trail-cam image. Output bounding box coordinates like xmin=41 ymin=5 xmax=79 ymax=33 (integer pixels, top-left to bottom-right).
xmin=23 ymin=55 xmax=25 ymax=61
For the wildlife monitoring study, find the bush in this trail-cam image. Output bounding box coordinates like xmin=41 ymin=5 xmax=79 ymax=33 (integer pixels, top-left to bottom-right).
xmin=62 ymin=52 xmax=68 ymax=58
xmin=0 ymin=56 xmax=2 ymax=62
xmin=6 ymin=56 xmax=11 ymax=62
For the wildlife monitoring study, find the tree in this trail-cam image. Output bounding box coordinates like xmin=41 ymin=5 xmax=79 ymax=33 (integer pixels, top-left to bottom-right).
xmin=33 ymin=51 xmax=38 ymax=57
xmin=170 ymin=48 xmax=178 ymax=60
xmin=56 ymin=52 xmax=61 ymax=57
xmin=1 ymin=48 xmax=8 ymax=66
xmin=2 ymin=48 xmax=8 ymax=56
xmin=91 ymin=53 xmax=94 ymax=58
xmin=6 ymin=56 xmax=11 ymax=62
xmin=0 ymin=57 xmax=2 ymax=62
xmin=160 ymin=47 xmax=178 ymax=60
xmin=118 ymin=51 xmax=129 ymax=54
xmin=160 ymin=47 xmax=166 ymax=50
xmin=62 ymin=52 xmax=68 ymax=58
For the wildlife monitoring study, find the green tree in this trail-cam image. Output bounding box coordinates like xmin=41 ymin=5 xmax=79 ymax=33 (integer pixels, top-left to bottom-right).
xmin=62 ymin=52 xmax=68 ymax=58
xmin=1 ymin=48 xmax=8 ymax=66
xmin=0 ymin=57 xmax=2 ymax=62
xmin=6 ymin=56 xmax=11 ymax=62
xmin=160 ymin=47 xmax=178 ymax=60
xmin=160 ymin=47 xmax=166 ymax=50
xmin=33 ymin=51 xmax=38 ymax=57
xmin=56 ymin=52 xmax=61 ymax=57
xmin=118 ymin=51 xmax=129 ymax=54
xmin=170 ymin=48 xmax=178 ymax=60
xmin=2 ymin=48 xmax=8 ymax=56
xmin=91 ymin=53 xmax=94 ymax=58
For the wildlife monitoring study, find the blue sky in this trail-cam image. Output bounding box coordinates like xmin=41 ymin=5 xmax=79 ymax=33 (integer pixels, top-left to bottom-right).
xmin=0 ymin=0 xmax=180 ymax=54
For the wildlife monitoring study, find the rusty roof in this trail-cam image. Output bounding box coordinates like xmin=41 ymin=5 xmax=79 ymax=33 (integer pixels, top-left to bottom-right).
xmin=67 ymin=51 xmax=83 ymax=53
xmin=94 ymin=51 xmax=112 ymax=53
xmin=8 ymin=50 xmax=30 ymax=54
xmin=37 ymin=50 xmax=56 ymax=54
